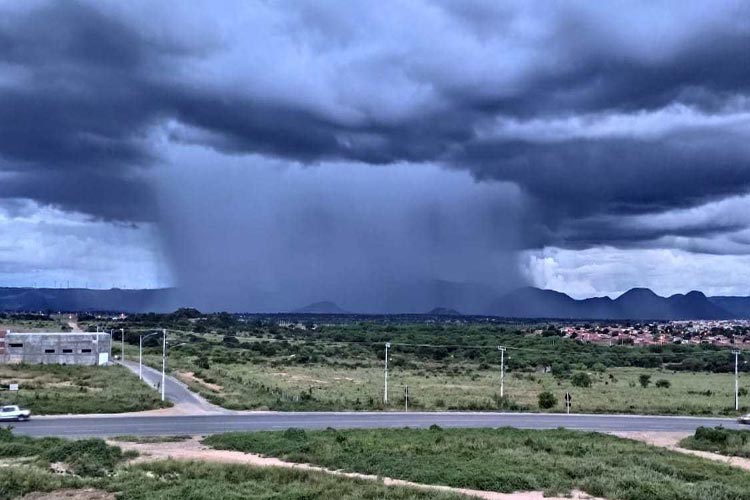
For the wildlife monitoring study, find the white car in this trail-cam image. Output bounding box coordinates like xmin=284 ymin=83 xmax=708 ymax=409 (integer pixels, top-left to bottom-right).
xmin=0 ymin=405 xmax=31 ymax=421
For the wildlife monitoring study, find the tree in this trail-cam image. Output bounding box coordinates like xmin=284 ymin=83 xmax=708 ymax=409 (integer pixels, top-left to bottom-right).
xmin=655 ymin=379 xmax=670 ymax=389
xmin=538 ymin=391 xmax=557 ymax=409
xmin=222 ymin=335 xmax=240 ymax=347
xmin=571 ymin=372 xmax=592 ymax=388
xmin=639 ymin=374 xmax=651 ymax=388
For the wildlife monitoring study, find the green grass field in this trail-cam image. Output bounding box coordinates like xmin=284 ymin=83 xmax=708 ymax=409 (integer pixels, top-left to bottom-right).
xmin=154 ymin=350 xmax=743 ymax=415
xmin=0 ymin=319 xmax=65 ymax=333
xmin=0 ymin=364 xmax=170 ymax=414
xmin=204 ymin=427 xmax=750 ymax=500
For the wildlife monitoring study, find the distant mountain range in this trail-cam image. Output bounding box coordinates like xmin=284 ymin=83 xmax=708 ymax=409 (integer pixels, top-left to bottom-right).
xmin=291 ymin=301 xmax=350 ymax=314
xmin=0 ymin=287 xmax=174 ymax=313
xmin=426 ymin=307 xmax=463 ymax=316
xmin=2 ymin=285 xmax=750 ymax=320
xmin=492 ymin=287 xmax=750 ymax=320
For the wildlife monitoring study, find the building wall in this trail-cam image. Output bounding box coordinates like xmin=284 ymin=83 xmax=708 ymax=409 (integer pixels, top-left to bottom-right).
xmin=0 ymin=332 xmax=111 ymax=366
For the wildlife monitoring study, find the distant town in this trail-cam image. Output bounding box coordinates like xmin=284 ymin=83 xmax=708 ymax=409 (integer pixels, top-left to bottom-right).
xmin=557 ymin=320 xmax=750 ymax=348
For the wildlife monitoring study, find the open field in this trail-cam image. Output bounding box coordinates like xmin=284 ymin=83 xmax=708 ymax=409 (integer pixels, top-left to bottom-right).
xmin=204 ymin=427 xmax=750 ymax=500
xmin=149 ymin=347 xmax=745 ymax=415
xmin=0 ymin=364 xmax=170 ymax=415
xmin=0 ymin=428 xmax=458 ymax=500
xmin=114 ymin=317 xmax=749 ymax=415
xmin=0 ymin=320 xmax=66 ymax=333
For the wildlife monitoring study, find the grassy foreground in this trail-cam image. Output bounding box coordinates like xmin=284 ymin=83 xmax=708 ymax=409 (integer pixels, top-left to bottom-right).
xmin=0 ymin=364 xmax=169 ymax=414
xmin=680 ymin=426 xmax=750 ymax=458
xmin=0 ymin=428 xmax=459 ymax=500
xmin=204 ymin=427 xmax=750 ymax=500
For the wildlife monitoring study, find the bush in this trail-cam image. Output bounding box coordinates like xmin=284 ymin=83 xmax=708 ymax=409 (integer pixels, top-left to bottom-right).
xmin=538 ymin=391 xmax=557 ymax=409
xmin=681 ymin=426 xmax=750 ymax=458
xmin=281 ymin=428 xmax=307 ymax=441
xmin=196 ymin=356 xmax=210 ymax=370
xmin=570 ymin=372 xmax=592 ymax=388
xmin=44 ymin=438 xmax=125 ymax=477
xmin=739 ymin=387 xmax=748 ymax=397
xmin=694 ymin=426 xmax=733 ymax=445
xmin=639 ymin=374 xmax=651 ymax=388
xmin=655 ymin=379 xmax=671 ymax=389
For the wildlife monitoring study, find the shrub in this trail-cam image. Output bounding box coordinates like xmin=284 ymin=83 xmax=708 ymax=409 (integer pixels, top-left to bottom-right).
xmin=538 ymin=391 xmax=557 ymax=409
xmin=282 ymin=428 xmax=307 ymax=441
xmin=639 ymin=374 xmax=651 ymax=388
xmin=570 ymin=372 xmax=592 ymax=388
xmin=655 ymin=379 xmax=671 ymax=389
xmin=740 ymin=387 xmax=748 ymax=397
xmin=196 ymin=356 xmax=210 ymax=370
xmin=44 ymin=438 xmax=124 ymax=477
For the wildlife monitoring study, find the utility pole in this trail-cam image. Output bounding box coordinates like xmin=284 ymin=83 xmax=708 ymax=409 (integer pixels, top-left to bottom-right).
xmin=733 ymin=350 xmax=741 ymax=411
xmin=498 ymin=346 xmax=506 ymax=399
xmin=384 ymin=342 xmax=390 ymax=405
xmin=404 ymin=385 xmax=409 ymax=412
xmin=121 ymin=328 xmax=125 ymax=362
xmin=161 ymin=329 xmax=166 ymax=402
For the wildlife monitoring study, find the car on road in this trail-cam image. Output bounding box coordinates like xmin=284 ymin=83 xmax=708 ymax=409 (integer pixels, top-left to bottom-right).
xmin=738 ymin=414 xmax=750 ymax=425
xmin=0 ymin=405 xmax=31 ymax=421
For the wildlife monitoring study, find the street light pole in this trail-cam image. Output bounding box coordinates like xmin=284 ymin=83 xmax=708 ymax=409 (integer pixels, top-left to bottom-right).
xmin=384 ymin=342 xmax=390 ymax=405
xmin=498 ymin=346 xmax=506 ymax=399
xmin=121 ymin=328 xmax=125 ymax=362
xmin=139 ymin=331 xmax=160 ymax=382
xmin=733 ymin=350 xmax=741 ymax=411
xmin=161 ymin=329 xmax=166 ymax=402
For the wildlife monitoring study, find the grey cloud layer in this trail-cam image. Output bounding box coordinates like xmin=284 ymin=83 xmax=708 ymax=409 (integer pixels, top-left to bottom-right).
xmin=1 ymin=0 xmax=749 ymax=250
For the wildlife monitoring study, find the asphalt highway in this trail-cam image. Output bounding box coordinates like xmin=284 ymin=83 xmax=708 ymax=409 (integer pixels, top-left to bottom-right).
xmin=11 ymin=412 xmax=744 ymax=438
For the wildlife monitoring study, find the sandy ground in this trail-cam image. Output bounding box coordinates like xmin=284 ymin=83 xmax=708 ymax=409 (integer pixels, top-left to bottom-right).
xmin=178 ymin=371 xmax=224 ymax=392
xmin=113 ymin=437 xmax=602 ymax=500
xmin=612 ymin=431 xmax=750 ymax=470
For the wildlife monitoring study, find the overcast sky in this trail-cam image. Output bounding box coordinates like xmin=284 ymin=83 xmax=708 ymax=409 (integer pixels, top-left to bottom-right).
xmin=1 ymin=1 xmax=750 ymax=307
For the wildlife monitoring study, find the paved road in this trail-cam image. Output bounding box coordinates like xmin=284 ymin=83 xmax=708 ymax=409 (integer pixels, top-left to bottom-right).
xmin=12 ymin=412 xmax=743 ymax=438
xmin=118 ymin=359 xmax=229 ymax=414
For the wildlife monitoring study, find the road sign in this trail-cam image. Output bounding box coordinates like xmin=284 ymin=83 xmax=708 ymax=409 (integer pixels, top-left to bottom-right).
xmin=9 ymin=384 xmax=18 ymax=391
xmin=564 ymin=392 xmax=571 ymax=414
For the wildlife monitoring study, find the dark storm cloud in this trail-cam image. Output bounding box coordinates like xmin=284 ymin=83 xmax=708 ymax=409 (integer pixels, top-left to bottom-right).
xmin=456 ymin=131 xmax=750 ymax=229
xmin=0 ymin=2 xmax=178 ymax=220
xmin=2 ymin=0 xmax=750 ymax=250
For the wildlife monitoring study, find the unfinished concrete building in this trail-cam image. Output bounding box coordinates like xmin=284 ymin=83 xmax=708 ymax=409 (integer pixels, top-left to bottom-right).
xmin=0 ymin=331 xmax=111 ymax=365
